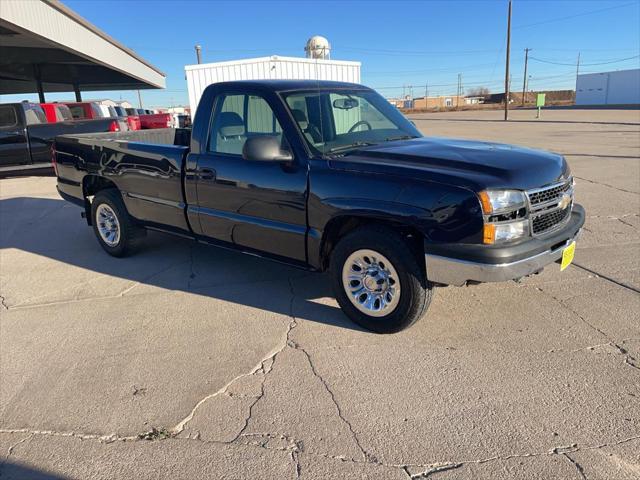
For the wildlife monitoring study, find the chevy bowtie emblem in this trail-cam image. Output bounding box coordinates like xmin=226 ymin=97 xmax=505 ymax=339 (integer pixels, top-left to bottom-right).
xmin=558 ymin=193 xmax=571 ymax=210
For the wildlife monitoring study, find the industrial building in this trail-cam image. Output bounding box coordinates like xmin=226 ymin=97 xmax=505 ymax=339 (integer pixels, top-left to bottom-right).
xmin=0 ymin=0 xmax=165 ymax=101
xmin=576 ymin=68 xmax=640 ymax=106
xmin=185 ymin=36 xmax=361 ymax=115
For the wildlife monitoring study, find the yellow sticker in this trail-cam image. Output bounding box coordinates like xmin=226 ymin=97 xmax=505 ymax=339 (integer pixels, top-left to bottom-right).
xmin=560 ymin=241 xmax=576 ymax=271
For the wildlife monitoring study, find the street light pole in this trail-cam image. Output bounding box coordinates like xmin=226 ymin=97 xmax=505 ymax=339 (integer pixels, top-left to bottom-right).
xmin=504 ymin=0 xmax=512 ymax=121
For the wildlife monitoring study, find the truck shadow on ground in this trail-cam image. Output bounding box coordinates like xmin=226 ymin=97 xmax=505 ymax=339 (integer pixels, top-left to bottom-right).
xmin=0 ymin=462 xmax=67 ymax=480
xmin=1 ymin=197 xmax=363 ymax=332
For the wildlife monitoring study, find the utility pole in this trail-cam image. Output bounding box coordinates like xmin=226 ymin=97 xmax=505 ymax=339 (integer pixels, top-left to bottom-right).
xmin=575 ymin=52 xmax=581 ymax=92
xmin=504 ymin=0 xmax=512 ymax=121
xmin=195 ymin=45 xmax=202 ymax=64
xmin=425 ymin=83 xmax=428 ymax=110
xmin=522 ymin=48 xmax=530 ymax=106
xmin=457 ymin=73 xmax=461 ymax=108
xmin=137 ymin=90 xmax=143 ymax=109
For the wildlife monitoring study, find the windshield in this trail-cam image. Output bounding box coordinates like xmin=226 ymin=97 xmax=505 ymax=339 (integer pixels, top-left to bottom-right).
xmin=282 ymin=88 xmax=421 ymax=156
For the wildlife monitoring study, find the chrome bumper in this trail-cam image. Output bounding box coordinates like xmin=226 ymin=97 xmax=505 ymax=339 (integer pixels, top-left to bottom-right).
xmin=425 ymin=229 xmax=582 ymax=286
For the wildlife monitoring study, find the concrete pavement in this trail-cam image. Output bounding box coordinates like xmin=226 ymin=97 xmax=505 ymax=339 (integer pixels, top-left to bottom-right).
xmin=1 ymin=108 xmax=638 ymax=479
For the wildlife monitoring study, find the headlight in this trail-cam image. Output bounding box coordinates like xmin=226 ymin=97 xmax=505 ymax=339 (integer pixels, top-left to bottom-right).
xmin=478 ymin=190 xmax=529 ymax=244
xmin=483 ymin=219 xmax=529 ymax=244
xmin=478 ymin=190 xmax=526 ymax=214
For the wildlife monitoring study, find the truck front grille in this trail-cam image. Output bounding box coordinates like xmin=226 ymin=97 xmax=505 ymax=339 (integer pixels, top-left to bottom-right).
xmin=528 ymin=181 xmax=572 ymax=206
xmin=532 ymin=207 xmax=571 ymax=235
xmin=527 ymin=178 xmax=574 ymax=236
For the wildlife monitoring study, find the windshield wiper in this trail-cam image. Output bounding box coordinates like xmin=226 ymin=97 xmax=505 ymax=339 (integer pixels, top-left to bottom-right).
xmin=327 ymin=141 xmax=378 ymax=154
xmin=384 ymin=135 xmax=418 ymax=142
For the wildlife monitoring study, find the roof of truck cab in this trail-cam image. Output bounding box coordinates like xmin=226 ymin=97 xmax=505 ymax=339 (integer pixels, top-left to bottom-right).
xmin=208 ymin=80 xmax=371 ymax=92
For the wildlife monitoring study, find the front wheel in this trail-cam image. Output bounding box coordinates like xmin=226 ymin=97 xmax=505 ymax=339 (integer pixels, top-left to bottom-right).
xmin=330 ymin=226 xmax=433 ymax=333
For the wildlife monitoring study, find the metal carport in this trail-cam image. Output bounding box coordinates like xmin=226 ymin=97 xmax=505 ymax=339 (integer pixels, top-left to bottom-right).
xmin=0 ymin=0 xmax=165 ymax=102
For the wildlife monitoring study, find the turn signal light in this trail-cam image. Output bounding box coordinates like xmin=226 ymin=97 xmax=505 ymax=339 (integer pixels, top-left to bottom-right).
xmin=478 ymin=191 xmax=493 ymax=214
xmin=483 ymin=224 xmax=496 ymax=244
xmin=108 ymin=120 xmax=120 ymax=132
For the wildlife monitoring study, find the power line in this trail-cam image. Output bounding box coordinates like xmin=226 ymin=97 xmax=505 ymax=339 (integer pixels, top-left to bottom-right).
xmin=514 ymin=1 xmax=638 ymax=29
xmin=365 ymin=62 xmax=499 ymax=76
xmin=529 ymin=54 xmax=640 ymax=67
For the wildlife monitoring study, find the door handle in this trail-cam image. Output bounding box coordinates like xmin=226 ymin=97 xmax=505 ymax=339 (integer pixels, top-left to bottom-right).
xmin=197 ymin=168 xmax=216 ymax=181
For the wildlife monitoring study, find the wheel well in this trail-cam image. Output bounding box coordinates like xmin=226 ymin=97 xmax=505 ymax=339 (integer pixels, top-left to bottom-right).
xmin=83 ymin=175 xmax=117 ymax=198
xmin=81 ymin=176 xmax=118 ymax=225
xmin=320 ymin=216 xmax=425 ymax=272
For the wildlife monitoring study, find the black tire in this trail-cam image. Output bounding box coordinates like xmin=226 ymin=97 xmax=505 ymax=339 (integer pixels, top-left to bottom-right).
xmin=91 ymin=189 xmax=145 ymax=257
xmin=330 ymin=225 xmax=433 ymax=333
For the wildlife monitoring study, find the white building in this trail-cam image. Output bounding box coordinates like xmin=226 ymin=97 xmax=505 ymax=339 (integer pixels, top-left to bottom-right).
xmin=184 ymin=55 xmax=361 ymax=115
xmin=576 ymin=69 xmax=640 ymax=106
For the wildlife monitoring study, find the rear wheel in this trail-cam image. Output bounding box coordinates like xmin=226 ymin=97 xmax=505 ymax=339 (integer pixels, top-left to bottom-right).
xmin=330 ymin=226 xmax=433 ymax=333
xmin=91 ymin=189 xmax=145 ymax=257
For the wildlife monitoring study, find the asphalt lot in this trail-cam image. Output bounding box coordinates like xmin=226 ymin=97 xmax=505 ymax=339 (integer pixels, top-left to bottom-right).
xmin=1 ymin=108 xmax=639 ymax=479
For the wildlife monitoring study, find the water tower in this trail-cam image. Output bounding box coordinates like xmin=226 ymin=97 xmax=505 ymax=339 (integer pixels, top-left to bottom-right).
xmin=305 ymin=36 xmax=331 ymax=59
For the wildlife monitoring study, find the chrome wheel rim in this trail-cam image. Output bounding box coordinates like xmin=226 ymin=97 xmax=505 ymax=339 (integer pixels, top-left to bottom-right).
xmin=342 ymin=249 xmax=401 ymax=317
xmin=96 ymin=204 xmax=120 ymax=247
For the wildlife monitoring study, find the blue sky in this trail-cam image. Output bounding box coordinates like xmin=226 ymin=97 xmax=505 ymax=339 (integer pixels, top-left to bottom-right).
xmin=3 ymin=0 xmax=639 ymax=108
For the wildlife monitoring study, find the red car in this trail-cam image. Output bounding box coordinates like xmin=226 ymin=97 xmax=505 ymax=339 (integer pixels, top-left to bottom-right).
xmin=115 ymin=106 xmax=141 ymax=130
xmin=40 ymin=103 xmax=74 ymax=123
xmin=128 ymin=108 xmax=172 ymax=129
xmin=140 ymin=113 xmax=172 ymax=129
xmin=63 ymin=102 xmax=105 ymax=120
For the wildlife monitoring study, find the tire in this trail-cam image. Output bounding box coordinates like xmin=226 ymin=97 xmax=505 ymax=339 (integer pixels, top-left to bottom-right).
xmin=330 ymin=225 xmax=433 ymax=333
xmin=91 ymin=189 xmax=145 ymax=257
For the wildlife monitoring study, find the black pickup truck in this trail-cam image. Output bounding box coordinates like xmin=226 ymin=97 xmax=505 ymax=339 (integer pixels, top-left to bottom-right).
xmin=0 ymin=101 xmax=121 ymax=175
xmin=54 ymin=80 xmax=584 ymax=333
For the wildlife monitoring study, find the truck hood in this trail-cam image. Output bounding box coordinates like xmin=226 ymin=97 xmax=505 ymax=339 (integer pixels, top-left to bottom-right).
xmin=327 ymin=137 xmax=569 ymax=191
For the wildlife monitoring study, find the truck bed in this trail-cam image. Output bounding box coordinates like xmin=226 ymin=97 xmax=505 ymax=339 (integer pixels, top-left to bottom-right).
xmin=55 ymin=128 xmax=192 ymax=233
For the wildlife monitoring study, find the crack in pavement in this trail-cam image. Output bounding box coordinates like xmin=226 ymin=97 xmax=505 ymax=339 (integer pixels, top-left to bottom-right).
xmin=570 ymin=262 xmax=640 ymax=294
xmin=0 ymin=428 xmax=139 ymax=444
xmin=537 ymin=286 xmax=640 ymax=373
xmin=1 ymin=427 xmax=638 ymax=477
xmin=284 ymin=277 xmax=373 ymax=463
xmin=587 ymin=214 xmax=639 ymax=220
xmin=616 ymin=217 xmax=637 ymax=229
xmin=170 ymin=317 xmax=297 ymax=437
xmin=0 ymin=294 xmax=8 ymax=310
xmin=546 ymin=338 xmax=640 ymax=354
xmin=292 ymin=341 xmax=373 ymax=463
xmin=290 ymin=450 xmax=301 ymax=480
xmin=573 ymin=175 xmax=638 ymax=195
xmin=0 ymin=432 xmax=33 ymax=477
xmin=563 ymin=452 xmax=588 ymax=480
xmin=406 ymin=462 xmax=462 ymax=478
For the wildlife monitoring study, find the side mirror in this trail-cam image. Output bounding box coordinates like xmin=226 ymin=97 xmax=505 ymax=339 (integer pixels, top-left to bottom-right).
xmin=242 ymin=136 xmax=293 ymax=162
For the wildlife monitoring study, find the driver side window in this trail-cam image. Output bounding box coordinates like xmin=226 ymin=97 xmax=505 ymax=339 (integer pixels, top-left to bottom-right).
xmin=209 ymin=94 xmax=285 ymax=156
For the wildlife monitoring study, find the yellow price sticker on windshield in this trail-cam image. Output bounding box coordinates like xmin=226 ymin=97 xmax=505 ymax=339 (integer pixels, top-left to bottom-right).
xmin=560 ymin=241 xmax=576 ymax=271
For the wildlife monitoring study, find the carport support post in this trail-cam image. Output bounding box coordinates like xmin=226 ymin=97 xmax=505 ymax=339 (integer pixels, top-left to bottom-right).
xmin=34 ymin=65 xmax=45 ymax=103
xmin=73 ymin=82 xmax=82 ymax=102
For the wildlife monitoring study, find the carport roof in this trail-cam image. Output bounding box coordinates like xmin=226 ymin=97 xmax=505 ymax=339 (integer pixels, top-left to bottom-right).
xmin=0 ymin=0 xmax=166 ymax=95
